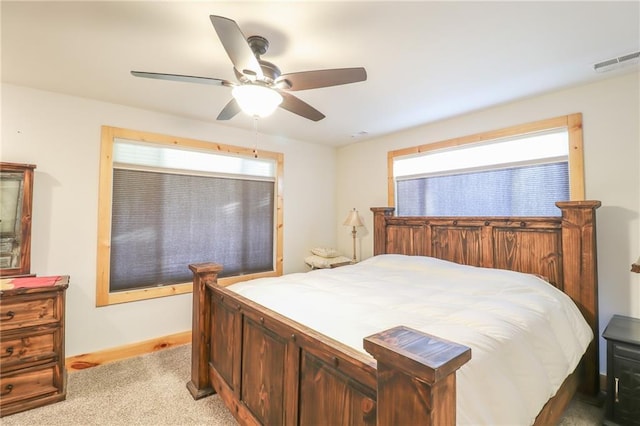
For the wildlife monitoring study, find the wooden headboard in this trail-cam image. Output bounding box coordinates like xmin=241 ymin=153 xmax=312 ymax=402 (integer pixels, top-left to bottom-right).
xmin=371 ymin=200 xmax=601 ymax=395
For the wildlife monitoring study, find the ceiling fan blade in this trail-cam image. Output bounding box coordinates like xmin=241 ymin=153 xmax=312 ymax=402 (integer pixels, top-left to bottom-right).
xmin=279 ymin=92 xmax=325 ymax=121
xmin=217 ymin=98 xmax=241 ymax=120
xmin=276 ymin=67 xmax=367 ymax=91
xmin=210 ymin=15 xmax=263 ymax=80
xmin=131 ymin=71 xmax=233 ymax=87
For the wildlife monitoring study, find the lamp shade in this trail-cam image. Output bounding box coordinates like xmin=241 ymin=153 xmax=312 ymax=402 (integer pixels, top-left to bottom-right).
xmin=232 ymin=85 xmax=283 ymax=118
xmin=343 ymin=209 xmax=363 ymax=227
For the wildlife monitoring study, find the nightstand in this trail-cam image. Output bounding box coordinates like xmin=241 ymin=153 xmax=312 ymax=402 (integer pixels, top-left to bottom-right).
xmin=304 ymin=254 xmax=352 ymax=270
xmin=602 ymin=314 xmax=640 ymax=425
xmin=329 ymin=261 xmax=353 ymax=268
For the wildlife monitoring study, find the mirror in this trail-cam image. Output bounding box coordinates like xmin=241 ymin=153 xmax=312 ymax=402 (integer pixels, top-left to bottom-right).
xmin=0 ymin=162 xmax=36 ymax=277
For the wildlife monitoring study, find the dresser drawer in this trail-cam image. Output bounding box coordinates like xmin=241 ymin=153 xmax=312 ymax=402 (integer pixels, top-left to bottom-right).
xmin=0 ymin=294 xmax=59 ymax=332
xmin=0 ymin=363 xmax=59 ymax=407
xmin=1 ymin=329 xmax=57 ymax=370
xmin=614 ymin=341 xmax=640 ymax=362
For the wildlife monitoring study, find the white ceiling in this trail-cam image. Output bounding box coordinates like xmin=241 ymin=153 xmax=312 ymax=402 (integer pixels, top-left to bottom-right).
xmin=2 ymin=1 xmax=639 ymax=146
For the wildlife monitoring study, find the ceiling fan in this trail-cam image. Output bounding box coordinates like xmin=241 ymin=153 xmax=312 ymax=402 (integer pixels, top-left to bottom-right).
xmin=131 ymin=15 xmax=367 ymax=121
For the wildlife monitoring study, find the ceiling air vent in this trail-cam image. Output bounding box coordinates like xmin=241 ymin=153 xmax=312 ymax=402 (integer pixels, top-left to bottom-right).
xmin=593 ymin=51 xmax=640 ymax=72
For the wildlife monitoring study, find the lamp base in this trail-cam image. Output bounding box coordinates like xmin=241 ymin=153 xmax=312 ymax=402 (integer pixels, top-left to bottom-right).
xmin=351 ymin=227 xmax=358 ymax=263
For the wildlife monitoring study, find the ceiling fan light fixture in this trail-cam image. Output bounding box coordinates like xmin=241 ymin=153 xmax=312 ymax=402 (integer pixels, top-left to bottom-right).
xmin=232 ymin=84 xmax=283 ymax=118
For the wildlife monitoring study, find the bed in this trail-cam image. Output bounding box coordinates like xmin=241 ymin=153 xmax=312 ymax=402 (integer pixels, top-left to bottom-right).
xmin=187 ymin=200 xmax=600 ymax=425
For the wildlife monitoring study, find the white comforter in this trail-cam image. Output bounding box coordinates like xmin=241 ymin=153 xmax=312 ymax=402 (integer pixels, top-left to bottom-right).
xmin=229 ymin=254 xmax=592 ymax=425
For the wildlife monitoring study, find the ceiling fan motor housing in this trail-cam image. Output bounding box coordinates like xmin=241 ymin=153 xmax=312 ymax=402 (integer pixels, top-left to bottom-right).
xmin=234 ymin=58 xmax=282 ymax=85
xmin=233 ymin=35 xmax=285 ymax=86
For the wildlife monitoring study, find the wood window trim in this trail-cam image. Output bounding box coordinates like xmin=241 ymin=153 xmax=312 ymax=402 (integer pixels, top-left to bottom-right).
xmin=96 ymin=126 xmax=284 ymax=306
xmin=387 ymin=113 xmax=585 ymax=206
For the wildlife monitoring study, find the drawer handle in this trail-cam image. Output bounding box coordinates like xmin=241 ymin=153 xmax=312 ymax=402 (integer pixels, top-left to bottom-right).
xmin=1 ymin=347 xmax=14 ymax=358
xmin=614 ymin=377 xmax=619 ymax=403
xmin=1 ymin=384 xmax=13 ymax=396
xmin=1 ymin=311 xmax=15 ymax=321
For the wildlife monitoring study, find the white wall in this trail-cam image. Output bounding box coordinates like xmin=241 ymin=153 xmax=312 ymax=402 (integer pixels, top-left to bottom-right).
xmin=3 ymin=71 xmax=638 ymax=373
xmin=1 ymin=83 xmax=337 ymax=357
xmin=336 ymin=71 xmax=640 ymax=374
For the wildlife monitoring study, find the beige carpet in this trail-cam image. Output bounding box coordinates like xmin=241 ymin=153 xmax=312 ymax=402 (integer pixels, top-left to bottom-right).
xmin=3 ymin=345 xmax=236 ymax=426
xmin=2 ymin=344 xmax=604 ymax=425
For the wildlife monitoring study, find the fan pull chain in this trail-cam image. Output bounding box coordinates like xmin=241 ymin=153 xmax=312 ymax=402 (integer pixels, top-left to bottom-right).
xmin=253 ymin=116 xmax=259 ymax=158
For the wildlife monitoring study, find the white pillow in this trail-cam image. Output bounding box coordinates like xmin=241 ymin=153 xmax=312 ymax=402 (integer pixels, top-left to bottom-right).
xmin=305 ymin=255 xmax=352 ymax=269
xmin=310 ymin=247 xmax=341 ymax=258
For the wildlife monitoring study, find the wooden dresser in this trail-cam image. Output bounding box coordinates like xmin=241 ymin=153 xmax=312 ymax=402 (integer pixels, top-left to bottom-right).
xmin=0 ymin=276 xmax=69 ymax=417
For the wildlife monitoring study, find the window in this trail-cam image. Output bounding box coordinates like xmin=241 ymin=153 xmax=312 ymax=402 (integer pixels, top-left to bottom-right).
xmin=97 ymin=126 xmax=283 ymax=306
xmin=389 ymin=114 xmax=585 ymax=216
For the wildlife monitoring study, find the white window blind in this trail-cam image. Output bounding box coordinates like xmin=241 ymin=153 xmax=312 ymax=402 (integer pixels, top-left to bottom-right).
xmin=114 ymin=138 xmax=275 ymax=179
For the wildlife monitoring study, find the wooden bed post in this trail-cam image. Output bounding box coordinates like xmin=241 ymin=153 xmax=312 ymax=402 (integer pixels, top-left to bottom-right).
xmin=556 ymin=200 xmax=601 ymax=396
xmin=187 ymin=262 xmax=223 ymax=400
xmin=371 ymin=207 xmax=395 ymax=255
xmin=364 ymin=326 xmax=471 ymax=426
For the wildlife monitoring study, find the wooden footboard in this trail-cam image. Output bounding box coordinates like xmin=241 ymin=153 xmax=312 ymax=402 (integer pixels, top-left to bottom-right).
xmin=187 ymin=263 xmax=471 ymax=425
